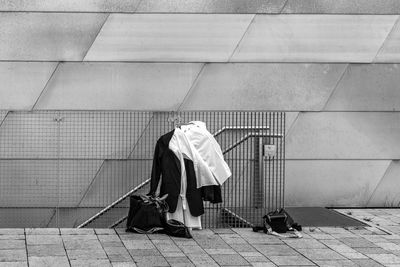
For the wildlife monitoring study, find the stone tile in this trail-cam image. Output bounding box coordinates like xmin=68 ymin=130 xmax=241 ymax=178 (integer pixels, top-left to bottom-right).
xmin=122 ymin=240 xmax=155 ymax=250
xmin=111 ymin=263 xmax=136 ymax=267
xmin=98 ymin=234 xmax=121 ymax=243
xmin=62 ymin=234 xmax=98 ymax=241
xmin=0 ymin=249 xmax=27 ymax=262
xmin=28 ymin=256 xmax=69 ymax=267
xmin=60 ymin=228 xmax=95 ymax=235
xmin=213 ymin=229 xmax=235 ymax=234
xmin=115 ymin=229 xmax=130 ymax=235
xmin=119 ymin=234 xmax=149 ymax=241
xmin=147 ymin=234 xmax=172 ymax=240
xmin=339 ymin=238 xmax=378 ymax=248
xmin=107 ymin=253 xmax=133 ymax=262
xmin=242 ymin=237 xmax=284 ymax=245
xmin=219 ymin=234 xmax=248 ymax=244
xmin=95 ymin=229 xmax=117 ymax=235
xmin=179 ymin=245 xmax=205 ymax=254
xmin=66 ymin=249 xmax=108 ymax=260
xmin=307 ymin=233 xmax=335 ymax=240
xmin=297 ymin=248 xmax=346 ymax=260
xmin=186 ymin=254 xmax=218 ymax=266
xmin=204 ymin=248 xmax=237 ymax=255
xmin=254 ymin=244 xmax=299 ymax=256
xmin=326 ymin=244 xmax=357 ymax=253
xmin=25 ymin=228 xmax=60 ymax=235
xmin=0 ymin=262 xmax=27 ymax=267
xmin=103 ymin=246 xmax=129 ymax=255
xmin=0 ymin=229 xmax=24 ymax=235
xmin=128 ymin=249 xmax=161 ymax=256
xmin=313 ymin=260 xmax=358 ymax=267
xmin=172 ymin=239 xmax=197 ymax=246
xmin=244 ymin=255 xmax=270 ymax=263
xmin=376 ymin=242 xmax=400 ymax=251
xmin=0 ymin=235 xmax=24 ymax=240
xmin=165 ymin=256 xmax=192 ymax=265
xmin=70 ymin=259 xmax=111 ymax=267
xmin=355 ymin=247 xmax=391 ymax=254
xmin=154 ymin=243 xmax=181 ymax=252
xmin=158 ymin=251 xmax=184 ymax=257
xmin=133 ymin=256 xmax=169 ymax=267
xmin=352 ymin=259 xmax=385 ymax=266
xmin=251 ymin=263 xmax=276 ymax=267
xmin=283 ymin=238 xmax=326 ymax=249
xmin=0 ymin=240 xmax=26 ymax=249
xmin=268 ymin=255 xmax=315 ymax=266
xmin=229 ymin=243 xmax=257 ymax=252
xmin=338 ymin=252 xmax=368 ymax=259
xmin=210 ymin=254 xmax=249 ymax=266
xmin=101 ymin=242 xmax=125 ymax=248
xmin=26 ymin=235 xmax=63 ymax=245
xmin=63 ymin=239 xmax=103 ymax=250
xmin=27 ymin=244 xmax=67 ymax=257
xmin=368 ymin=253 xmax=400 ymax=264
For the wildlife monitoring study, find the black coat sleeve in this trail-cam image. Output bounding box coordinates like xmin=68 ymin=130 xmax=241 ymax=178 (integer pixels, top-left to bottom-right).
xmin=148 ymin=140 xmax=162 ymax=196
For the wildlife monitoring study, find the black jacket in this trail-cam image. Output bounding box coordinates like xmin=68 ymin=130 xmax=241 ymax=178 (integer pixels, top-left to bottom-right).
xmin=148 ymin=130 xmax=222 ymax=216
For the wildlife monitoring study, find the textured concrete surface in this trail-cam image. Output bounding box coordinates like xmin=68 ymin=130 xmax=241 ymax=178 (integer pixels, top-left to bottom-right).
xmin=0 ymin=209 xmax=399 ymax=266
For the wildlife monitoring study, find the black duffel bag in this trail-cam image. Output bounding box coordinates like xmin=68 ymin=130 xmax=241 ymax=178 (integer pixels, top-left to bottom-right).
xmin=126 ymin=194 xmax=168 ymax=234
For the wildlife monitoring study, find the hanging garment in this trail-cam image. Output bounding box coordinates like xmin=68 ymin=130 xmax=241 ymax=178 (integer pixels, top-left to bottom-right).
xmin=149 ymin=129 xmax=222 ymax=216
xmin=181 ymin=121 xmax=231 ymax=185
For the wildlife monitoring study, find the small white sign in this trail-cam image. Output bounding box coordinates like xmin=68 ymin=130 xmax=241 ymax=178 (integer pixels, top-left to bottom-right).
xmin=264 ymin=144 xmax=276 ymax=157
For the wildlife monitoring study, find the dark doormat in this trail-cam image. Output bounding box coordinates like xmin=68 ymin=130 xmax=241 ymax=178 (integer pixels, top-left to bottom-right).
xmin=285 ymin=207 xmax=366 ymax=227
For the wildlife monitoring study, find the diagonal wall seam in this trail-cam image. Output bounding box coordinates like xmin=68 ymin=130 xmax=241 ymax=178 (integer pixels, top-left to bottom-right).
xmin=82 ymin=13 xmax=111 ymax=61
xmin=176 ymin=63 xmax=206 ymax=112
xmin=372 ymin=15 xmax=400 ymax=62
xmin=278 ymin=0 xmax=290 ymax=13
xmin=321 ymin=64 xmax=350 ymax=111
xmin=31 ymin=62 xmax=60 ymax=110
xmin=228 ymin=14 xmax=256 ymax=62
xmin=365 ymin=160 xmax=393 ymax=206
xmin=0 ymin=111 xmax=10 ymax=130
xmin=285 ymin=112 xmax=300 ymax=139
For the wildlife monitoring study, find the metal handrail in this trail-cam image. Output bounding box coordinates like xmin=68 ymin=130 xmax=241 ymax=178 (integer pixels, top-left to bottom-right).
xmin=78 ymin=126 xmax=280 ymax=228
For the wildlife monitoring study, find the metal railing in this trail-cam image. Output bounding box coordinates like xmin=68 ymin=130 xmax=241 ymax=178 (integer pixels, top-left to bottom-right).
xmin=0 ymin=111 xmax=285 ymax=228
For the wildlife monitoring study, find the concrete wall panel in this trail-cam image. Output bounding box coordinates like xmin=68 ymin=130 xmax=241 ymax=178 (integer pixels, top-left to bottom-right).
xmin=35 ymin=63 xmax=202 ymax=110
xmin=231 ymin=15 xmax=398 ymax=62
xmin=0 ymin=62 xmax=57 ymax=110
xmin=282 ymin=0 xmax=400 ymax=14
xmin=375 ymin=19 xmax=400 ymax=62
xmin=180 ymin=63 xmax=346 ymax=110
xmin=325 ymin=64 xmax=400 ymax=111
xmin=136 ymin=0 xmax=286 ymax=13
xmin=367 ymin=161 xmax=400 ymax=207
xmin=285 ymin=160 xmax=390 ymax=207
xmin=286 ymin=112 xmax=400 ymax=159
xmin=0 ymin=13 xmax=108 ymax=60
xmin=84 ymin=14 xmax=253 ymax=62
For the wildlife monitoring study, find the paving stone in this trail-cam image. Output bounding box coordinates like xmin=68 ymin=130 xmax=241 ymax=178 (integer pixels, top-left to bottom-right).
xmin=161 ymin=252 xmax=186 ymax=257
xmin=154 ymin=243 xmax=181 ymax=252
xmin=307 ymin=233 xmax=335 ymax=240
xmin=186 ymin=254 xmax=218 ymax=266
xmin=0 ymin=262 xmax=27 ymax=267
xmin=103 ymin=246 xmax=129 ymax=255
xmin=229 ymin=243 xmax=258 ymax=252
xmin=101 ymin=242 xmax=125 ymax=248
xmin=133 ymin=256 xmax=169 ymax=267
xmin=107 ymin=253 xmax=133 ymax=262
xmin=213 ymin=229 xmax=235 ymax=234
xmin=27 ymin=244 xmax=67 ymax=257
xmin=0 ymin=235 xmax=24 ymax=240
xmin=25 ymin=228 xmax=60 ymax=235
xmin=355 ymin=247 xmax=392 ymax=254
xmin=0 ymin=229 xmax=24 ymax=235
xmin=352 ymin=259 xmax=384 ymax=266
xmin=313 ymin=259 xmax=358 ymax=266
xmin=219 ymin=234 xmax=248 ymax=244
xmin=250 ymin=263 xmax=276 ymax=267
xmin=283 ymin=238 xmax=326 ymax=249
xmin=128 ymin=249 xmax=161 ymax=256
xmin=61 ymin=228 xmax=95 ymax=235
xmin=326 ymin=244 xmax=358 ymax=253
xmin=28 ymin=256 xmax=69 ymax=267
xmin=204 ymin=248 xmax=237 ymax=255
xmin=0 ymin=240 xmax=26 ymax=249
xmin=67 ymin=249 xmax=108 ymax=260
xmin=165 ymin=256 xmax=192 ymax=264
xmin=63 ymin=239 xmax=103 ymax=250
xmin=95 ymin=229 xmax=117 ymax=235
xmin=147 ymin=234 xmax=172 ymax=240
xmin=115 ymin=229 xmax=130 ymax=235
xmin=376 ymin=242 xmax=400 ymax=251
xmin=122 ymin=240 xmax=155 ymax=250
xmin=179 ymin=245 xmax=205 ymax=254
xmin=340 ymin=238 xmax=379 ymax=248
xmin=268 ymin=255 xmax=315 ymax=266
xmin=242 ymin=237 xmax=283 ymax=245
xmin=62 ymin=234 xmax=98 ymax=241
xmin=111 ymin=263 xmax=137 ymax=267
xmin=254 ymin=244 xmax=299 ymax=256
xmin=119 ymin=234 xmax=149 ymax=241
xmin=0 ymin=249 xmax=27 ymax=262
xmin=26 ymin=235 xmax=63 ymax=245
xmin=70 ymin=259 xmax=111 ymax=267
xmin=210 ymin=254 xmax=249 ymax=266
xmin=243 ymin=255 xmax=270 ymax=263
xmin=98 ymin=234 xmax=122 ymax=243
xmin=338 ymin=252 xmax=368 ymax=259
xmin=368 ymin=253 xmax=400 ymax=264
xmin=297 ymin=248 xmax=346 ymax=260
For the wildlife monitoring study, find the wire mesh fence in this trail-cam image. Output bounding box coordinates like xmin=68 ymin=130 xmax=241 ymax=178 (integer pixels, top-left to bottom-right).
xmin=0 ymin=110 xmax=285 ymax=228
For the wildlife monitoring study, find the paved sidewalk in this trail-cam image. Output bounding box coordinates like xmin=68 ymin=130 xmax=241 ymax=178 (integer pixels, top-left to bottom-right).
xmin=0 ymin=209 xmax=399 ymax=266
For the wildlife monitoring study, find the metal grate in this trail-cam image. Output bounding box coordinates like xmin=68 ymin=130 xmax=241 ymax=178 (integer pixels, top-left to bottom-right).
xmin=0 ymin=111 xmax=285 ymax=228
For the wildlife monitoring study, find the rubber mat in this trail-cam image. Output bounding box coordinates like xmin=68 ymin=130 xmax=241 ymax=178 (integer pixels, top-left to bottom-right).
xmin=285 ymin=207 xmax=366 ymax=227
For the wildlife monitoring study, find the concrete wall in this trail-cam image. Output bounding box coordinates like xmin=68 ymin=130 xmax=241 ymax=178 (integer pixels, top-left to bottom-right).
xmin=0 ymin=1 xmax=400 ymax=209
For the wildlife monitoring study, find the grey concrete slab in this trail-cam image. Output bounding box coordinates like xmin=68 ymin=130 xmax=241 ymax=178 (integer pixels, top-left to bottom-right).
xmin=28 ymin=256 xmax=70 ymax=267
xmin=0 ymin=249 xmax=27 ymax=262
xmin=27 ymin=244 xmax=67 ymax=257
xmin=70 ymin=259 xmax=112 ymax=267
